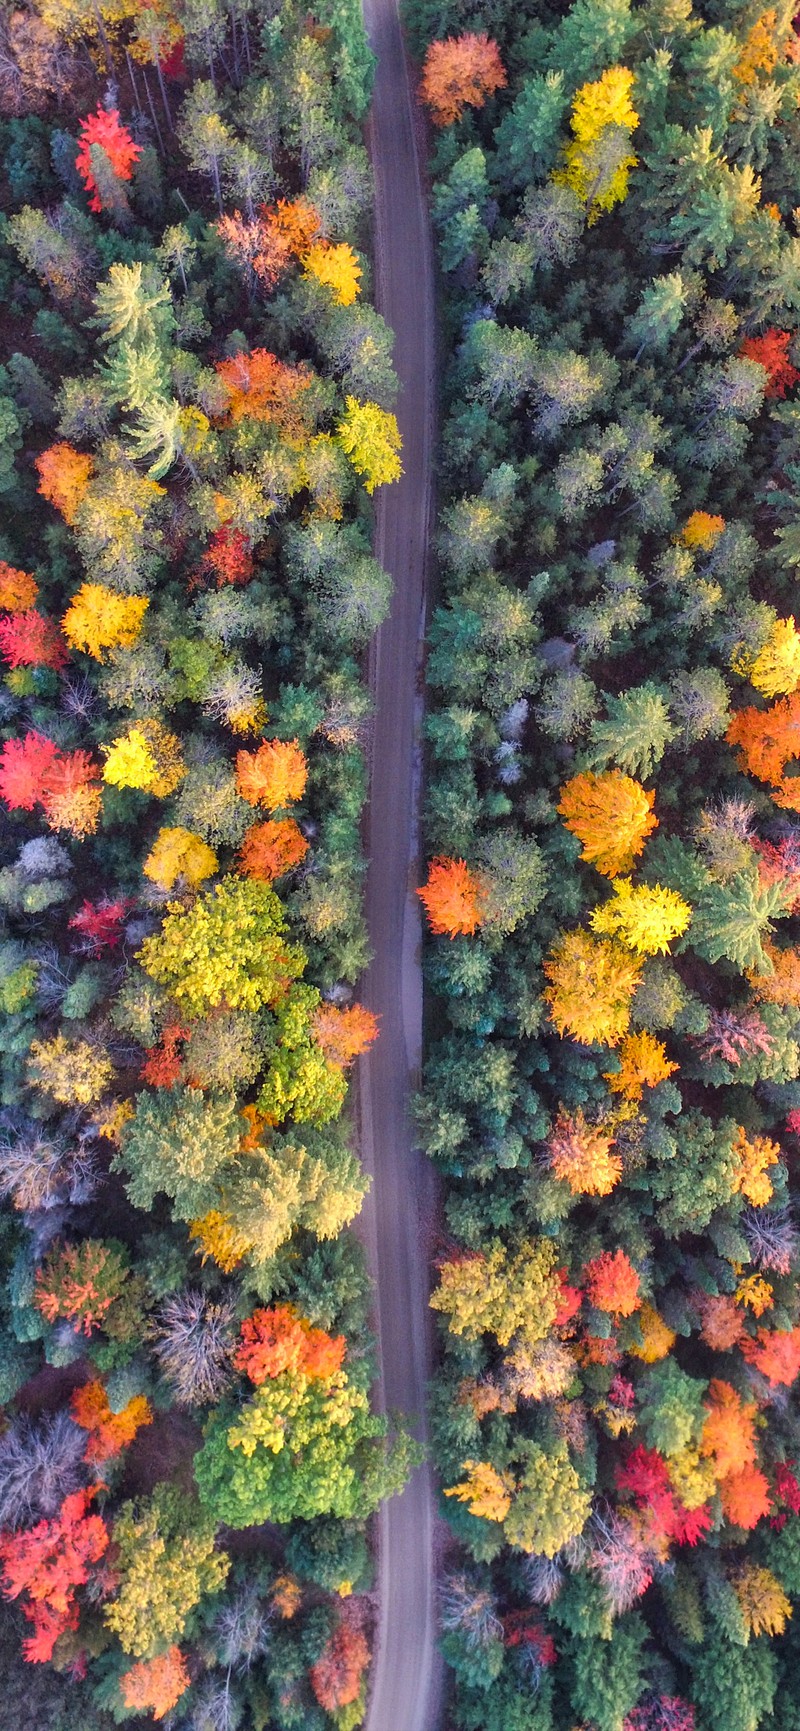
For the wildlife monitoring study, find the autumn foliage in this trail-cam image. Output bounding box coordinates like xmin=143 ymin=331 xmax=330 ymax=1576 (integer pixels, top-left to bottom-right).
xmin=71 ymin=1380 xmax=153 ymax=1462
xmin=235 ymin=738 xmax=308 ymax=809
xmin=547 ymin=1107 xmax=622 ymax=1195
xmin=0 ymin=561 xmax=38 ymax=610
xmin=75 ymin=107 xmax=141 ymax=212
xmin=0 ymin=1488 xmax=109 ymax=1661
xmin=215 ymin=348 xmax=315 ymax=437
xmin=311 ymin=1002 xmax=380 ymax=1066
xmin=119 ymin=1647 xmax=190 ymax=1720
xmin=238 ymin=817 xmax=309 ymax=880
xmin=557 ymin=772 xmax=658 ymax=877
xmin=584 ymin=1249 xmax=641 ymax=1317
xmin=419 ymin=32 xmax=507 ymax=125
xmin=61 ymin=583 xmax=148 ymax=660
xmin=34 ymin=443 xmax=93 ymax=523
xmin=310 ymin=1619 xmax=370 ymax=1710
xmin=0 ymin=731 xmax=102 ymax=836
xmin=739 ymin=329 xmax=800 ymax=397
xmin=727 ymin=692 xmax=800 ymax=808
xmin=417 ymin=856 xmax=485 ymax=936
xmin=234 ymin=1305 xmax=346 ymax=1385
xmin=543 ymin=929 xmax=643 ymax=1045
xmin=0 ymin=609 xmax=66 ymax=669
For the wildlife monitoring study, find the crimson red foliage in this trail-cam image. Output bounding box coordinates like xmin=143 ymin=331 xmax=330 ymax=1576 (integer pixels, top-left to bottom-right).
xmin=69 ymin=898 xmax=129 ymax=955
xmin=0 ymin=611 xmax=67 ymax=669
xmin=502 ymin=1612 xmax=557 ymax=1666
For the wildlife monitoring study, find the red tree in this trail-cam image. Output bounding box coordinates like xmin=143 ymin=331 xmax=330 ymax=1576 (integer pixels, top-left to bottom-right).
xmin=75 ymin=107 xmax=141 ymax=213
xmin=0 ymin=732 xmax=59 ymax=810
xmin=0 ymin=1488 xmax=109 ymax=1662
xmin=69 ymin=897 xmax=129 ymax=955
xmin=197 ymin=525 xmax=254 ymax=588
xmin=739 ymin=329 xmax=800 ymax=398
xmin=0 ymin=610 xmax=67 ymax=669
xmin=584 ymin=1249 xmax=641 ymax=1317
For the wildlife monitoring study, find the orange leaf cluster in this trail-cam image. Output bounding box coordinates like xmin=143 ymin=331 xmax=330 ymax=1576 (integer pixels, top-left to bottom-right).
xmin=71 ymin=1380 xmax=152 ymax=1463
xmin=557 ymin=771 xmax=658 ymax=877
xmin=697 ymin=1292 xmax=746 ymax=1351
xmin=140 ymin=1022 xmax=188 ymax=1088
xmin=35 ymin=443 xmax=94 ymax=525
xmin=547 ymin=1106 xmax=622 ymax=1195
xmin=680 ymin=510 xmax=726 ymax=550
xmin=214 ymin=348 xmax=315 ymax=438
xmin=605 ymin=1030 xmax=678 ymax=1101
xmin=217 ymin=196 xmax=322 ymax=291
xmin=119 ymin=1647 xmax=190 ymax=1720
xmin=742 ymin=1323 xmax=800 ymax=1385
xmin=419 ymin=32 xmax=507 ymax=125
xmin=584 ymin=1248 xmax=641 ymax=1317
xmin=311 ymin=1002 xmax=379 ymax=1067
xmin=727 ymin=692 xmax=800 ymax=808
xmin=234 ymin=1304 xmax=346 ymax=1385
xmin=271 ymin=1573 xmax=302 ymax=1618
xmin=417 ymin=856 xmax=485 ymax=937
xmin=310 ymin=1621 xmax=370 ymax=1711
xmin=238 ymin=817 xmax=309 ymax=880
xmin=0 ymin=561 xmax=38 ymax=611
xmin=720 ymin=1462 xmax=772 ymax=1528
xmin=749 ymin=940 xmax=800 ymax=1005
xmin=700 ymin=1379 xmax=758 ymax=1480
xmin=235 ymin=738 xmax=307 ymax=810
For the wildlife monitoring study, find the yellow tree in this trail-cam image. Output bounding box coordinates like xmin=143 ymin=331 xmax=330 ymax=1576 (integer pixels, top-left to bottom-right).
xmin=61 ymin=583 xmax=148 ymax=661
xmin=590 ymin=878 xmax=691 ymax=954
xmin=303 ymin=242 xmax=362 ymax=306
xmin=143 ymin=827 xmax=218 ymax=891
xmin=543 ymin=929 xmax=643 ymax=1045
xmin=547 ymin=1106 xmax=622 ymax=1195
xmin=557 ymin=771 xmax=657 ymax=877
xmin=605 ymin=1030 xmax=678 ymax=1100
xmin=744 ymin=617 xmax=800 ymax=698
xmin=336 ymin=397 xmax=402 ymax=493
xmin=444 ymin=1460 xmax=514 ymax=1522
xmin=557 ymin=66 xmax=639 ymax=223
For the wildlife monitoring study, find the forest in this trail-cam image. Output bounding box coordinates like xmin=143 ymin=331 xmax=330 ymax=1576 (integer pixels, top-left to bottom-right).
xmin=0 ymin=2 xmax=412 ymax=1727
xmin=408 ymin=1 xmax=800 ymax=1728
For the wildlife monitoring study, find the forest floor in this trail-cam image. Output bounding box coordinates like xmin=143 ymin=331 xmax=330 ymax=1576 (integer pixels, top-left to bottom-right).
xmin=356 ymin=0 xmax=444 ymax=1725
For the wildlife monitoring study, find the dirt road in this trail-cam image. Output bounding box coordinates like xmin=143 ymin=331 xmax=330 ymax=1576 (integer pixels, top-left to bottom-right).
xmin=357 ymin=1 xmax=443 ymax=1727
